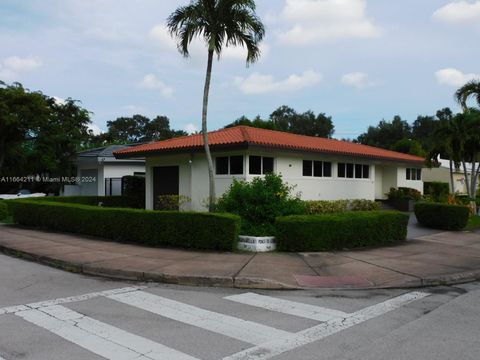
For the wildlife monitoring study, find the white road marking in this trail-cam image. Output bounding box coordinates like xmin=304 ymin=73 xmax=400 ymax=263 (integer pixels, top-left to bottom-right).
xmin=223 ymin=291 xmax=430 ymax=360
xmin=224 ymin=292 xmax=348 ymax=321
xmin=0 ymin=286 xmax=146 ymax=316
xmin=108 ymin=290 xmax=292 ymax=345
xmin=16 ymin=305 xmax=198 ymax=360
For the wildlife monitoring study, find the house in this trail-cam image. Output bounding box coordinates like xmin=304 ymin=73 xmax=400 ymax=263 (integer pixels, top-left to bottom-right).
xmin=422 ymin=158 xmax=478 ymax=194
xmin=63 ymin=145 xmax=145 ymax=196
xmin=114 ymin=126 xmax=424 ymax=211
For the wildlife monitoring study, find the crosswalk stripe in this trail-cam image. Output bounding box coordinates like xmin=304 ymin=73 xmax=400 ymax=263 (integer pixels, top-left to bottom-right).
xmin=224 ymin=292 xmax=348 ymax=321
xmin=223 ymin=291 xmax=430 ymax=360
xmin=16 ymin=305 xmax=199 ymax=360
xmin=108 ymin=290 xmax=292 ymax=345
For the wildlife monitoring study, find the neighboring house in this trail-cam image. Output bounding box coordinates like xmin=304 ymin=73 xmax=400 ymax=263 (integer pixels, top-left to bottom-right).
xmin=114 ymin=126 xmax=424 ymax=211
xmin=423 ymin=158 xmax=479 ymax=194
xmin=63 ymin=145 xmax=145 ymax=196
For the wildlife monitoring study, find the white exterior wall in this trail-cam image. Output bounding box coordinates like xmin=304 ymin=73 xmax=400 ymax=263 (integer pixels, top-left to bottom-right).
xmin=396 ymin=167 xmax=424 ymax=194
xmin=422 ymin=167 xmax=468 ymax=194
xmin=145 ymin=150 xmax=424 ymax=211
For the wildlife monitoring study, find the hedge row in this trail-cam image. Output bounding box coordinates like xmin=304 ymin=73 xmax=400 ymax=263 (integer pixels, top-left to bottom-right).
xmin=28 ymin=196 xmax=144 ymax=209
xmin=0 ymin=201 xmax=8 ymax=220
xmin=7 ymin=200 xmax=240 ymax=251
xmin=275 ymin=211 xmax=409 ymax=251
xmin=414 ymin=202 xmax=469 ymax=231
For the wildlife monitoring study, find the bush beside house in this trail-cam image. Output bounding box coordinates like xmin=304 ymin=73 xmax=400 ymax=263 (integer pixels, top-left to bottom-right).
xmin=414 ymin=202 xmax=470 ymax=231
xmin=0 ymin=201 xmax=8 ymax=220
xmin=8 ymin=200 xmax=240 ymax=251
xmin=276 ymin=211 xmax=409 ymax=252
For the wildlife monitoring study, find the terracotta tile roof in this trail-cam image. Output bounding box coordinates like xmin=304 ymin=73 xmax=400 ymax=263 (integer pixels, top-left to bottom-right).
xmin=114 ymin=126 xmax=424 ymax=164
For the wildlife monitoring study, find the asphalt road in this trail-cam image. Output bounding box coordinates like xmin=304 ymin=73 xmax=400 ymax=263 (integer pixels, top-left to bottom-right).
xmin=0 ymin=253 xmax=479 ymax=360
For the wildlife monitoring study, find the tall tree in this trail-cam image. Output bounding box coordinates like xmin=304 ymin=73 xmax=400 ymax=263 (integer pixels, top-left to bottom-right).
xmin=357 ymin=115 xmax=411 ymax=149
xmin=167 ymin=0 xmax=265 ymax=211
xmin=455 ymin=80 xmax=480 ymax=112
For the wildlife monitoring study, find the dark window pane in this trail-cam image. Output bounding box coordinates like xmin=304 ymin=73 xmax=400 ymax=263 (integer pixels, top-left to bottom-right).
xmin=416 ymin=169 xmax=422 ymax=181
xmin=324 ymin=162 xmax=332 ymax=177
xmin=263 ymin=157 xmax=274 ymax=174
xmin=313 ymin=161 xmax=323 ymax=177
xmin=230 ymin=156 xmax=244 ymax=175
xmin=249 ymin=156 xmax=261 ymax=175
xmin=338 ymin=163 xmax=346 ymax=178
xmin=346 ymin=163 xmax=354 ymax=178
xmin=355 ymin=164 xmax=362 ymax=178
xmin=406 ymin=168 xmax=411 ymax=180
xmin=303 ymin=160 xmax=313 ymax=176
xmin=216 ymin=157 xmax=229 ymax=175
xmin=363 ymin=165 xmax=370 ymax=179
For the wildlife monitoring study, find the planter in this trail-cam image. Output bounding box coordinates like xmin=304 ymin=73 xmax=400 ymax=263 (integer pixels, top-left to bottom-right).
xmin=389 ymin=198 xmax=416 ymax=212
xmin=238 ymin=235 xmax=276 ymax=252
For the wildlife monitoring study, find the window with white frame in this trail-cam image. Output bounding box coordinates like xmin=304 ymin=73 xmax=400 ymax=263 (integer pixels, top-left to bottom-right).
xmin=249 ymin=156 xmax=274 ymax=175
xmin=406 ymin=168 xmax=421 ymax=181
xmin=215 ymin=156 xmax=244 ymax=175
xmin=302 ymin=160 xmax=332 ymax=177
xmin=338 ymin=162 xmax=370 ymax=179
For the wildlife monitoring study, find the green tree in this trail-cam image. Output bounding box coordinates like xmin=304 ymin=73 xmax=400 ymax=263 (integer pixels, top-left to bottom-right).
xmin=167 ymin=0 xmax=265 ymax=211
xmin=391 ymin=138 xmax=425 ymax=156
xmin=455 ymin=80 xmax=480 ymax=112
xmin=106 ymin=115 xmax=150 ymax=143
xmin=357 ymin=115 xmax=411 ymax=149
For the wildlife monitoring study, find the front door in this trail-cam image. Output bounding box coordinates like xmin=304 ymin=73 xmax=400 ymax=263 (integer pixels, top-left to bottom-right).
xmin=153 ymin=166 xmax=179 ymax=210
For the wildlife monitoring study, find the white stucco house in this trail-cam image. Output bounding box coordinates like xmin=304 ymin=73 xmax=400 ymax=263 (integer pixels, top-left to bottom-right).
xmin=423 ymin=158 xmax=479 ymax=194
xmin=63 ymin=145 xmax=145 ymax=196
xmin=114 ymin=126 xmax=424 ymax=211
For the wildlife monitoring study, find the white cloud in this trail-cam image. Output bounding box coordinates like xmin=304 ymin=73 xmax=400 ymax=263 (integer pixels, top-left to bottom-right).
xmin=341 ymin=72 xmax=376 ymax=89
xmin=149 ymin=25 xmax=177 ymax=50
xmin=234 ymin=70 xmax=323 ymax=95
xmin=433 ymin=1 xmax=480 ymax=25
xmin=88 ymin=123 xmax=103 ymax=135
xmin=277 ymin=0 xmax=381 ymax=45
xmin=52 ymin=96 xmax=66 ymax=105
xmin=435 ymin=68 xmax=480 ymax=87
xmin=184 ymin=123 xmax=198 ymax=134
xmin=0 ymin=56 xmax=42 ymax=81
xmin=139 ymin=74 xmax=174 ymax=98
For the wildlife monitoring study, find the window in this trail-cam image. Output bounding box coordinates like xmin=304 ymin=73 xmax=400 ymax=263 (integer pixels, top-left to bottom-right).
xmin=338 ymin=162 xmax=370 ymax=179
xmin=105 ymin=178 xmax=122 ymax=196
xmin=303 ymin=160 xmax=332 ymax=177
xmin=406 ymin=168 xmax=421 ymax=181
xmin=249 ymin=156 xmax=274 ymax=175
xmin=216 ymin=156 xmax=244 ymax=175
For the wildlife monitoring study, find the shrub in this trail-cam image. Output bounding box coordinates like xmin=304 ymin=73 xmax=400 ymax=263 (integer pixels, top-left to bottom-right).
xmin=156 ymin=195 xmax=191 ymax=211
xmin=387 ymin=187 xmax=422 ymax=201
xmin=27 ymin=196 xmax=144 ymax=209
xmin=215 ymin=173 xmax=307 ymax=236
xmin=424 ymin=182 xmax=450 ymax=202
xmin=0 ymin=201 xmax=8 ymax=220
xmin=349 ymin=199 xmax=381 ymax=211
xmin=8 ymin=200 xmax=240 ymax=251
xmin=414 ymin=202 xmax=470 ymax=231
xmin=305 ymin=200 xmax=348 ymax=214
xmin=276 ymin=211 xmax=409 ymax=252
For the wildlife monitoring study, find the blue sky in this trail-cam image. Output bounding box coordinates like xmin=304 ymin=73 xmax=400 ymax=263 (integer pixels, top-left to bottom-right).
xmin=0 ymin=0 xmax=479 ymax=138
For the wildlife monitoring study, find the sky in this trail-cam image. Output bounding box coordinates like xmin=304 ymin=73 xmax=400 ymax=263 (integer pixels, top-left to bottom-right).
xmin=0 ymin=0 xmax=479 ymax=138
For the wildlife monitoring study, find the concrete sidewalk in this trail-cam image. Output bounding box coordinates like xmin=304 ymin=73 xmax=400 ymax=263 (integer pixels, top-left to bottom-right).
xmin=1 ymin=224 xmax=480 ymax=290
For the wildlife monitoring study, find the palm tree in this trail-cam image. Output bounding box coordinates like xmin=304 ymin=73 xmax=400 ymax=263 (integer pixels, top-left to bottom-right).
xmin=167 ymin=0 xmax=265 ymax=211
xmin=455 ymin=80 xmax=480 ymax=112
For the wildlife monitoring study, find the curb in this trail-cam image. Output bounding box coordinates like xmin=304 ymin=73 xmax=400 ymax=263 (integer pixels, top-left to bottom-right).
xmin=2 ymin=244 xmax=480 ymax=290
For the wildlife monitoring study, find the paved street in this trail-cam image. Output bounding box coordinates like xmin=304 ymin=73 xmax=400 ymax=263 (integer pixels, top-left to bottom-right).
xmin=1 ymin=253 xmax=480 ymax=360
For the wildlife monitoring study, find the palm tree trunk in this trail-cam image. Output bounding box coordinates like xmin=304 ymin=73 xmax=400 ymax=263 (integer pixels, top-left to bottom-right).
xmin=470 ymin=160 xmax=478 ymax=214
xmin=449 ymin=160 xmax=454 ymax=193
xmin=202 ymin=50 xmax=216 ymax=211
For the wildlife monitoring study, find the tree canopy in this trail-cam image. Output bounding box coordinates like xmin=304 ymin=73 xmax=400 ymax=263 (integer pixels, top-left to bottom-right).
xmin=224 ymin=105 xmax=335 ymax=138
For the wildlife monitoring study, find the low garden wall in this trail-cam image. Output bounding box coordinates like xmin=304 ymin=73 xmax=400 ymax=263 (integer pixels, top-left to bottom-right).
xmin=276 ymin=211 xmax=409 ymax=252
xmin=7 ymin=200 xmax=240 ymax=251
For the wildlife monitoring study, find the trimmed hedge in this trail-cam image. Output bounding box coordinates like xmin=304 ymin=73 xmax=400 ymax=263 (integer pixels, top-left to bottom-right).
xmin=0 ymin=201 xmax=8 ymax=220
xmin=276 ymin=211 xmax=409 ymax=252
xmin=27 ymin=196 xmax=144 ymax=209
xmin=8 ymin=200 xmax=241 ymax=251
xmin=414 ymin=202 xmax=470 ymax=231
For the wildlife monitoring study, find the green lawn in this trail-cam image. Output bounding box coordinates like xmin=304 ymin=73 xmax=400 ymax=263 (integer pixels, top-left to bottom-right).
xmin=467 ymin=215 xmax=480 ymax=230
